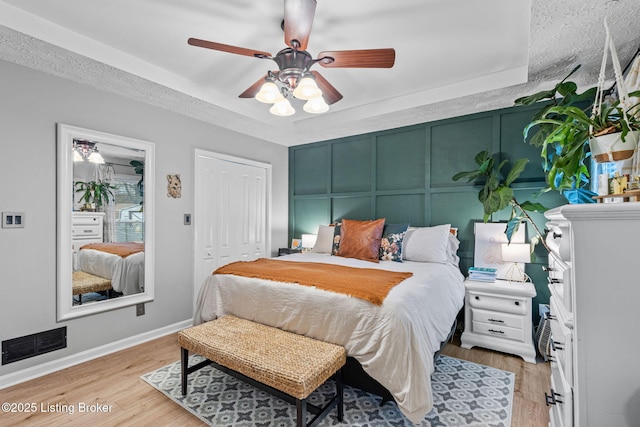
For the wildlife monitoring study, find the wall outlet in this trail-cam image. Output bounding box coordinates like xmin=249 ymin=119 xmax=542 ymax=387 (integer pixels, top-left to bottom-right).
xmin=2 ymin=212 xmax=25 ymax=228
xmin=136 ymin=303 xmax=145 ymax=316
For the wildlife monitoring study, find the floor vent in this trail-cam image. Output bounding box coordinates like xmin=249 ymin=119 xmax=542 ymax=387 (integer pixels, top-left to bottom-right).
xmin=2 ymin=327 xmax=67 ymax=365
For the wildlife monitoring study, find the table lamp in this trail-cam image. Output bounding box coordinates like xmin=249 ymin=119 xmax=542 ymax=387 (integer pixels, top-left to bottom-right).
xmin=501 ymin=243 xmax=531 ymax=283
xmin=301 ymin=234 xmax=317 ymax=252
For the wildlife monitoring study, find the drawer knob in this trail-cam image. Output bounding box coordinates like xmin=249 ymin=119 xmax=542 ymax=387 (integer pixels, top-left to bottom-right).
xmin=487 ymin=318 xmax=504 ymax=323
xmin=488 ymin=329 xmax=504 ymax=334
xmin=553 ymin=232 xmax=562 ymax=239
xmin=514 ymin=301 xmax=520 ymax=306
xmin=542 ymin=266 xmax=555 ymax=272
xmin=548 ymin=277 xmax=561 ymax=284
xmin=475 ymin=296 xmax=480 ymax=300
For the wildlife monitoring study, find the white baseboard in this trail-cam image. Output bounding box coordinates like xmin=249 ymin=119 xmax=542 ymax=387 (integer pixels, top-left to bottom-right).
xmin=0 ymin=319 xmax=192 ymax=390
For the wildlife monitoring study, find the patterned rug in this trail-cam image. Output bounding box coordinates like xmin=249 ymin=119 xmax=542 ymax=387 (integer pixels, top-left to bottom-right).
xmin=141 ymin=355 xmax=514 ymax=426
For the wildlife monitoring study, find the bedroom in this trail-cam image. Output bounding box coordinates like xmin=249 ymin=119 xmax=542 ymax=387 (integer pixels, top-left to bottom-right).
xmin=1 ymin=1 xmax=639 ymax=426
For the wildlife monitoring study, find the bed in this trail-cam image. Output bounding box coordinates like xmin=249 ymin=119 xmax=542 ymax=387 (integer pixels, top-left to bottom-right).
xmin=75 ymin=242 xmax=145 ymax=296
xmin=193 ymin=221 xmax=464 ymax=423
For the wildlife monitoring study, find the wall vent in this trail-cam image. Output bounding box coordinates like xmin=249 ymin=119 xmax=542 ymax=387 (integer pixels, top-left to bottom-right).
xmin=2 ymin=327 xmax=67 ymax=365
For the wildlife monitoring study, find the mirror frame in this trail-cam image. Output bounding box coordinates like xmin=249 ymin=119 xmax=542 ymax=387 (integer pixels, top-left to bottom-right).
xmin=57 ymin=123 xmax=155 ymax=321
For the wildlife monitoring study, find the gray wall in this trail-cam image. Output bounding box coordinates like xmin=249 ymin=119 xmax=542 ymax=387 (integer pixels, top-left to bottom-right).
xmin=0 ymin=60 xmax=289 ymax=376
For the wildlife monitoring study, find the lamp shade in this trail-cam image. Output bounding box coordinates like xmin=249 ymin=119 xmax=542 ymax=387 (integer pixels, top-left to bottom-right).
xmin=293 ymin=77 xmax=321 ymax=100
xmin=255 ymin=82 xmax=284 ymax=104
xmin=301 ymin=233 xmax=317 ymax=249
xmin=501 ymin=243 xmax=531 ymax=263
xmin=303 ymin=95 xmax=329 ymax=114
xmin=270 ymin=98 xmax=295 ymax=116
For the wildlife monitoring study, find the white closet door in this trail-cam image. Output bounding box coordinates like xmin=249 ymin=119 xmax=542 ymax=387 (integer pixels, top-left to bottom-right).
xmin=194 ymin=150 xmax=269 ymax=308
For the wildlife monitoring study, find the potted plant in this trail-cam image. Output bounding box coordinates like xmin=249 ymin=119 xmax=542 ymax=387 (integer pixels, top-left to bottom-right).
xmin=75 ymin=180 xmax=115 ymax=211
xmin=516 ymin=66 xmax=640 ymax=202
xmin=452 ymin=150 xmax=550 ymax=254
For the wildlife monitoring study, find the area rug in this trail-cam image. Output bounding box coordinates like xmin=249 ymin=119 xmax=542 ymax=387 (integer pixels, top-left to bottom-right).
xmin=141 ymin=355 xmax=514 ymax=426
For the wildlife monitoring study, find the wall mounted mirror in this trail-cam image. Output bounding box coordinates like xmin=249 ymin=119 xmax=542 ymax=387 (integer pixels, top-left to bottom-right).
xmin=57 ymin=124 xmax=155 ymax=320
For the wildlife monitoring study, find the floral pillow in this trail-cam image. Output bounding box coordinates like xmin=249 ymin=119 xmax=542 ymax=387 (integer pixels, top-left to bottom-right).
xmin=379 ymin=223 xmax=410 ymax=262
xmin=331 ymin=221 xmax=342 ymax=255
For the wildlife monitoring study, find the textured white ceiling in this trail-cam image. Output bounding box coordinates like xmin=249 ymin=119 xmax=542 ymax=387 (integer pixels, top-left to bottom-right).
xmin=0 ymin=0 xmax=638 ymax=146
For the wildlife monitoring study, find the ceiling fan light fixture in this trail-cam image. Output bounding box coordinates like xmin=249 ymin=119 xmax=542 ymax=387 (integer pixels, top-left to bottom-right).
xmin=292 ymin=76 xmax=321 ymax=100
xmin=88 ymin=150 xmax=105 ymax=164
xmin=303 ymin=95 xmax=329 ymax=114
xmin=270 ymin=98 xmax=296 ymax=116
xmin=255 ymin=81 xmax=284 ymax=104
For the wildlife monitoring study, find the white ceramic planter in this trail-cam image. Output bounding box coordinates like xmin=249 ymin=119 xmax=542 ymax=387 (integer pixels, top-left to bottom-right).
xmin=589 ymin=130 xmax=639 ymax=163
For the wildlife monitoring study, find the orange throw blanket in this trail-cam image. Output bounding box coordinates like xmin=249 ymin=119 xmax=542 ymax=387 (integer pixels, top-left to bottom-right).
xmin=80 ymin=242 xmax=144 ymax=258
xmin=213 ymin=258 xmax=412 ymax=305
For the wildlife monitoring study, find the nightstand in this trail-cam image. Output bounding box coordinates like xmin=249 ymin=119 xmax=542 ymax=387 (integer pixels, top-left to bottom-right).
xmin=461 ymin=278 xmax=537 ymax=363
xmin=278 ymin=248 xmax=302 ymax=256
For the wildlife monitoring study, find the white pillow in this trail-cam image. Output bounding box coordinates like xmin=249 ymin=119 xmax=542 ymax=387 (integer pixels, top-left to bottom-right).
xmin=312 ymin=225 xmax=335 ymax=253
xmin=447 ymin=233 xmax=460 ymax=264
xmin=403 ymin=224 xmax=452 ymax=263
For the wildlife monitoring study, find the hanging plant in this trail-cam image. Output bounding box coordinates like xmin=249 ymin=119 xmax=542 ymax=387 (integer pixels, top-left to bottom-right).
xmin=130 ymin=160 xmax=144 ymax=196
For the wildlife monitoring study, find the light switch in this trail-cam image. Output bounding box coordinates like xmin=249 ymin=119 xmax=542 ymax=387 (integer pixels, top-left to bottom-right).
xmin=184 ymin=213 xmax=192 ymax=225
xmin=2 ymin=212 xmax=25 ymax=228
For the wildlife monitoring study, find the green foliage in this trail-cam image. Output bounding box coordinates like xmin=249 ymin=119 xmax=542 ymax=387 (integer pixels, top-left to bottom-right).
xmin=130 ymin=160 xmax=144 ymax=196
xmin=453 ymin=150 xmax=550 ymax=254
xmin=74 ymin=180 xmax=115 ymax=209
xmin=515 ymin=65 xmax=640 ymax=194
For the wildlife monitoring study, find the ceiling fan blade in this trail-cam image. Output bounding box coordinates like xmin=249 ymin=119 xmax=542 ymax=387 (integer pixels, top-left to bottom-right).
xmin=238 ymin=74 xmax=275 ymax=98
xmin=311 ymin=71 xmax=343 ymax=105
xmin=318 ymin=49 xmax=396 ymax=68
xmin=284 ymin=0 xmax=316 ymax=51
xmin=188 ymin=38 xmax=272 ymax=59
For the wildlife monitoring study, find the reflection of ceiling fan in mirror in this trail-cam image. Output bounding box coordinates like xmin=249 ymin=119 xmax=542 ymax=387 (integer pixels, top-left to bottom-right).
xmin=187 ymin=0 xmax=395 ymax=116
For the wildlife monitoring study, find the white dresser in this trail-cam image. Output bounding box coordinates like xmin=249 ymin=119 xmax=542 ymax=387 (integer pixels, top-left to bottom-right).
xmin=544 ymin=203 xmax=640 ymax=427
xmin=461 ymin=279 xmax=537 ymax=363
xmin=71 ymin=211 xmax=105 ymax=253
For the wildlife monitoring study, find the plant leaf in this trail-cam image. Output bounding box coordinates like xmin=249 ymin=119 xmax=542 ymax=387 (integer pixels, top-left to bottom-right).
xmin=504 ymin=158 xmax=529 ymax=186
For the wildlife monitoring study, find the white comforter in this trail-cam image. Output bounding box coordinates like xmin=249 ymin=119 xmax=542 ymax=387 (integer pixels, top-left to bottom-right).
xmin=193 ymin=252 xmax=464 ymax=424
xmin=75 ymin=249 xmax=145 ymax=296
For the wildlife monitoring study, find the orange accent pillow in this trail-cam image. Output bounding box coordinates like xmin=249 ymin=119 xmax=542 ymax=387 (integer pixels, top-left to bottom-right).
xmin=337 ymin=218 xmax=386 ymax=262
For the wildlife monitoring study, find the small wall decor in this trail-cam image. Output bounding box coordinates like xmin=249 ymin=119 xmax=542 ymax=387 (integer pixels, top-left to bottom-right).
xmin=167 ymin=174 xmax=182 ymax=198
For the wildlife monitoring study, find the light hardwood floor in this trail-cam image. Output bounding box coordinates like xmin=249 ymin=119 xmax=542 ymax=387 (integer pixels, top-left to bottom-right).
xmin=0 ymin=332 xmax=550 ymax=426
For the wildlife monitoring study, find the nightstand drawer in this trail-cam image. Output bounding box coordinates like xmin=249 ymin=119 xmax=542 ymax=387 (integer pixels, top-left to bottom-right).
xmin=468 ymin=291 xmax=527 ymax=315
xmin=471 ymin=308 xmax=524 ymax=330
xmin=72 ymin=225 xmax=102 ymax=238
xmin=472 ymin=321 xmax=524 ymax=341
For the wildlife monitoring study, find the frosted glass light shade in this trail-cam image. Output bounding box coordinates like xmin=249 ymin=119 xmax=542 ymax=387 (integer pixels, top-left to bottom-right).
xmin=73 ymin=150 xmax=83 ymax=162
xmin=303 ymin=96 xmax=329 ymax=114
xmin=255 ymin=82 xmax=284 ymax=104
xmin=293 ymin=77 xmax=321 ymax=100
xmin=270 ymin=98 xmax=295 ymax=116
xmin=501 ymin=243 xmax=531 ymax=263
xmin=88 ymin=151 xmax=105 ymax=164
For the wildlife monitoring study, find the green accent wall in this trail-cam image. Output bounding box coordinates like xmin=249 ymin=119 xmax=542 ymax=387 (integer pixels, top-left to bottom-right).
xmin=289 ymin=104 xmax=568 ymax=321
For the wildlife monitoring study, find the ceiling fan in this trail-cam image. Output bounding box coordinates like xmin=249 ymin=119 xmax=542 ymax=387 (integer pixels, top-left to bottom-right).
xmin=187 ymin=0 xmax=395 ymax=115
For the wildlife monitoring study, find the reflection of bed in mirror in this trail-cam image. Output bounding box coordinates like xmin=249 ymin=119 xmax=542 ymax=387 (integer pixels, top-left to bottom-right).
xmin=75 ymin=242 xmax=145 ymax=298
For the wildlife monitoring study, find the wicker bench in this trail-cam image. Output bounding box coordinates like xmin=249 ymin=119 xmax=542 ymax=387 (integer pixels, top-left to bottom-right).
xmin=72 ymin=271 xmax=112 ymax=305
xmin=178 ymin=315 xmax=346 ymax=427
